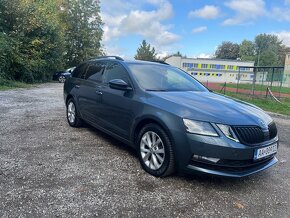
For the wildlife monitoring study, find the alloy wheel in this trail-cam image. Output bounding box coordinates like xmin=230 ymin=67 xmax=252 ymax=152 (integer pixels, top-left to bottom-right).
xmin=59 ymin=76 xmax=65 ymax=83
xmin=140 ymin=131 xmax=165 ymax=170
xmin=67 ymin=102 xmax=76 ymax=124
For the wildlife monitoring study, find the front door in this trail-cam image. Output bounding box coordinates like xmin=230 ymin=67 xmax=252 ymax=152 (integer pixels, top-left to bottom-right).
xmin=99 ymin=62 xmax=135 ymax=139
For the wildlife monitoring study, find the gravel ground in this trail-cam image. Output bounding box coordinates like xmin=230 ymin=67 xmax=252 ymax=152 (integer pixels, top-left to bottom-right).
xmin=0 ymin=83 xmax=289 ymax=217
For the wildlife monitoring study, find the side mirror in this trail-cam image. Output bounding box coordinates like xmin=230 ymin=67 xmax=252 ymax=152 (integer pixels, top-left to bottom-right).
xmin=109 ymin=79 xmax=132 ymax=91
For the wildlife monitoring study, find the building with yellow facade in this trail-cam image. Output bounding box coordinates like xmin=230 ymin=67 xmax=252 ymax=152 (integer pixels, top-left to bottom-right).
xmin=165 ymin=56 xmax=255 ymax=83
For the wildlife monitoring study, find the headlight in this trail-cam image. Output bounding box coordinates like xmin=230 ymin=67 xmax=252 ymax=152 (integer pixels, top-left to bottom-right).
xmin=216 ymin=124 xmax=239 ymax=142
xmin=183 ymin=119 xmax=218 ymax=136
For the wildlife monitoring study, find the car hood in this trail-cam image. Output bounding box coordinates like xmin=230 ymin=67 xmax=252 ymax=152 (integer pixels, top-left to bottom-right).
xmin=148 ymin=91 xmax=272 ymax=127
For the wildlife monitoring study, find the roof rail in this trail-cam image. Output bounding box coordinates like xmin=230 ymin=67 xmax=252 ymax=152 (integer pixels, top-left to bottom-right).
xmin=151 ymin=60 xmax=170 ymax=65
xmin=93 ymin=56 xmax=124 ymax=61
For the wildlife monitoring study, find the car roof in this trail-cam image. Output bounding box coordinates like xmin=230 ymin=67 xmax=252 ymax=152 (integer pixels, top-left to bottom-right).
xmin=90 ymin=57 xmax=170 ymax=66
xmin=123 ymin=60 xmax=170 ymax=66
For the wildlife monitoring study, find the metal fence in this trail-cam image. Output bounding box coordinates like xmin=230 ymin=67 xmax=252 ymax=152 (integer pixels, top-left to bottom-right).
xmin=206 ymin=66 xmax=289 ymax=99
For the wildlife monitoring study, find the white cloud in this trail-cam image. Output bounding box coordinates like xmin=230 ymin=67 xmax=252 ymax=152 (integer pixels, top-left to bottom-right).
xmin=192 ymin=26 xmax=207 ymax=34
xmin=271 ymin=7 xmax=290 ymax=22
xmin=285 ymin=0 xmax=290 ymax=5
xmin=120 ymin=3 xmax=180 ymax=45
xmin=101 ymin=0 xmax=180 ymax=49
xmin=193 ymin=53 xmax=213 ymax=58
xmin=188 ymin=5 xmax=220 ymax=19
xmin=223 ymin=0 xmax=266 ymax=25
xmin=103 ymin=46 xmax=126 ymax=59
xmin=156 ymin=51 xmax=169 ymax=59
xmin=272 ymin=31 xmax=290 ymax=47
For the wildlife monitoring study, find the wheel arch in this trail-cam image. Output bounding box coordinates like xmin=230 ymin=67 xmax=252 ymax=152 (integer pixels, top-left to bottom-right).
xmin=131 ymin=116 xmax=175 ymax=147
xmin=66 ymin=94 xmax=74 ymax=106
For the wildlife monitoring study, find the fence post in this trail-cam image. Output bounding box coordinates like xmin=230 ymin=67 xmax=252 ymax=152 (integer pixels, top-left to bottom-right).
xmin=262 ymin=69 xmax=265 ymax=88
xmin=224 ymin=82 xmax=226 ymax=94
xmin=236 ymin=67 xmax=240 ymax=94
xmin=270 ymin=68 xmax=275 ymax=88
xmin=279 ymin=70 xmax=283 ymax=99
xmin=252 ymin=68 xmax=256 ymax=96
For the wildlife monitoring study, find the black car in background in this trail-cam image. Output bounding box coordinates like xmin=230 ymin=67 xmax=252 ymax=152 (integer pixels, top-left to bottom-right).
xmin=53 ymin=67 xmax=75 ymax=83
xmin=63 ymin=56 xmax=278 ymax=178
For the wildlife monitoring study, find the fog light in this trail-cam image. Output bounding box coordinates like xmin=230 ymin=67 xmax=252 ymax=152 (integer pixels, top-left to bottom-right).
xmin=192 ymin=155 xmax=220 ymax=163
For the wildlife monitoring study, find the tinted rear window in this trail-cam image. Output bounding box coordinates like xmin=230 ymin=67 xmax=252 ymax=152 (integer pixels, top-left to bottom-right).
xmin=72 ymin=63 xmax=88 ymax=79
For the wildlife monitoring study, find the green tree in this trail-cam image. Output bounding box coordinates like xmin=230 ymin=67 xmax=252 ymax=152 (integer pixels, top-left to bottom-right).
xmin=173 ymin=51 xmax=187 ymax=58
xmin=135 ymin=40 xmax=157 ymax=61
xmin=255 ymin=34 xmax=283 ymax=66
xmin=63 ymin=0 xmax=104 ymax=67
xmin=239 ymin=40 xmax=255 ymax=62
xmin=215 ymin=41 xmax=240 ymax=60
xmin=0 ymin=0 xmax=66 ymax=82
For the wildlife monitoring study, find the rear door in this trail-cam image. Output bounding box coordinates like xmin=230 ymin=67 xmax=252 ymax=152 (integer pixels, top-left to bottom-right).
xmin=77 ymin=61 xmax=107 ymax=123
xmin=99 ymin=61 xmax=135 ymax=139
xmin=69 ymin=62 xmax=89 ymax=112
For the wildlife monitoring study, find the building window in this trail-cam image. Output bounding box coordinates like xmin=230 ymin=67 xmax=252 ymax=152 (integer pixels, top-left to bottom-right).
xmin=194 ymin=63 xmax=198 ymax=68
xmin=215 ymin=65 xmax=225 ymax=70
xmin=228 ymin=65 xmax=234 ymax=70
xmin=239 ymin=67 xmax=251 ymax=71
xmin=183 ymin=63 xmax=195 ymax=68
xmin=201 ymin=64 xmax=207 ymax=68
xmin=210 ymin=64 xmax=216 ymax=69
xmin=288 ymin=54 xmax=290 ymax=59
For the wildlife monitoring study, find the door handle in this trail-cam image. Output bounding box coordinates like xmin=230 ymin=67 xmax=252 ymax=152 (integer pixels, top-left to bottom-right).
xmin=96 ymin=90 xmax=103 ymax=95
xmin=75 ymin=85 xmax=80 ymax=89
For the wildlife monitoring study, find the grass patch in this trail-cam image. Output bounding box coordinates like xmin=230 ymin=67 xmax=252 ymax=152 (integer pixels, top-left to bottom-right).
xmin=220 ymin=83 xmax=290 ymax=94
xmin=0 ymin=78 xmax=32 ymax=90
xmin=217 ymin=91 xmax=290 ymax=116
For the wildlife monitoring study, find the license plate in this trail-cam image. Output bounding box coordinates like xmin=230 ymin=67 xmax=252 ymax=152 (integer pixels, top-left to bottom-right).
xmin=254 ymin=143 xmax=277 ymax=160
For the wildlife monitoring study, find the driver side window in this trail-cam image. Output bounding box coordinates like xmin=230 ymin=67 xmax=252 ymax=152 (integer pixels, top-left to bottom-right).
xmin=104 ymin=62 xmax=131 ymax=85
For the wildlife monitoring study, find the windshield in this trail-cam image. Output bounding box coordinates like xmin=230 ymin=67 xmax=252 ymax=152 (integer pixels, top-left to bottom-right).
xmin=128 ymin=63 xmax=208 ymax=92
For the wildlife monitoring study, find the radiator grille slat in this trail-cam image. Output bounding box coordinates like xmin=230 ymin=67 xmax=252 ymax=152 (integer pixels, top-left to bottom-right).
xmin=232 ymin=122 xmax=277 ymax=145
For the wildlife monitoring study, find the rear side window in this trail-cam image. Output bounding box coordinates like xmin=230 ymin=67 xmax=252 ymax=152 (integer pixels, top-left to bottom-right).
xmin=84 ymin=61 xmax=106 ymax=82
xmin=104 ymin=62 xmax=131 ymax=85
xmin=72 ymin=63 xmax=88 ymax=79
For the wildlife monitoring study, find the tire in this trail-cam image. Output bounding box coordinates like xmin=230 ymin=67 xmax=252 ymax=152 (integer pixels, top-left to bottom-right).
xmin=66 ymin=98 xmax=82 ymax=127
xmin=59 ymin=76 xmax=66 ymax=83
xmin=137 ymin=123 xmax=175 ymax=177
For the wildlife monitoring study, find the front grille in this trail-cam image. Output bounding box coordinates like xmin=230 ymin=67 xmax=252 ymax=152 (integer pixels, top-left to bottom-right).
xmin=232 ymin=122 xmax=277 ymax=145
xmin=268 ymin=122 xmax=278 ymax=139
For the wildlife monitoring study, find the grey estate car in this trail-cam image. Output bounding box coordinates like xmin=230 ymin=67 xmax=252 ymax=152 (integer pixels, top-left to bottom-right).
xmin=63 ymin=56 xmax=278 ymax=178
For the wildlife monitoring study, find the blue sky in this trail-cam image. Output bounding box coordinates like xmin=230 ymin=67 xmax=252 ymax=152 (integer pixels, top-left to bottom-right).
xmin=100 ymin=0 xmax=290 ymax=59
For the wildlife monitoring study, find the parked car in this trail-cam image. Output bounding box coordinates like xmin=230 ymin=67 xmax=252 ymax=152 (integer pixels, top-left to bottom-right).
xmin=53 ymin=67 xmax=75 ymax=83
xmin=63 ymin=56 xmax=278 ymax=178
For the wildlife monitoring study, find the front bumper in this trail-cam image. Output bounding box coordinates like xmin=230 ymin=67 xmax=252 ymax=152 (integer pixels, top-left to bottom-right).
xmin=186 ymin=156 xmax=277 ymax=178
xmin=175 ymin=132 xmax=279 ymax=177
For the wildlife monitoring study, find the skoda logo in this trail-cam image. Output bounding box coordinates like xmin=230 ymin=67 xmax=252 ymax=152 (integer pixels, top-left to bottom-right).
xmin=259 ymin=119 xmax=267 ymax=128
